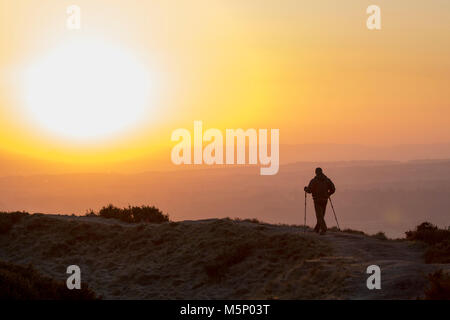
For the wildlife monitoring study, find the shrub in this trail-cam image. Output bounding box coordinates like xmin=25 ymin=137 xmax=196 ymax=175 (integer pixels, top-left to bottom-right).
xmin=0 ymin=261 xmax=98 ymax=300
xmin=0 ymin=211 xmax=29 ymax=234
xmin=406 ymin=222 xmax=450 ymax=245
xmin=406 ymin=222 xmax=450 ymax=264
xmin=424 ymin=270 xmax=450 ymax=300
xmin=87 ymin=204 xmax=169 ymax=224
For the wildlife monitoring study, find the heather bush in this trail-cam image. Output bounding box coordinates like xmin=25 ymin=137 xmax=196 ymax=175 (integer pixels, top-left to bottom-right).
xmin=406 ymin=222 xmax=450 ymax=264
xmin=87 ymin=204 xmax=169 ymax=224
xmin=406 ymin=222 xmax=450 ymax=245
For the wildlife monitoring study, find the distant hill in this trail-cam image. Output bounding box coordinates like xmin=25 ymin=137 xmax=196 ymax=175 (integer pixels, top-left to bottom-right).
xmin=2 ymin=143 xmax=450 ymax=176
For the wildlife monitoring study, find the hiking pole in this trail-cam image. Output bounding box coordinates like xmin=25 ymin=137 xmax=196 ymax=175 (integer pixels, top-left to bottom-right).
xmin=304 ymin=191 xmax=307 ymax=232
xmin=329 ymin=196 xmax=340 ymax=231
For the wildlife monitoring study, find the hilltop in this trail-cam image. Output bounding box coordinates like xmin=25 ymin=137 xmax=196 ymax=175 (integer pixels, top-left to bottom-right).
xmin=0 ymin=213 xmax=448 ymax=299
xmin=1 ymin=159 xmax=450 ymax=238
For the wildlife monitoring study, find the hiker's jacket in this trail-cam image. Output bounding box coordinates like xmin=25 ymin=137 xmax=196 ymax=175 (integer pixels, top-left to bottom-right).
xmin=305 ymin=173 xmax=336 ymax=201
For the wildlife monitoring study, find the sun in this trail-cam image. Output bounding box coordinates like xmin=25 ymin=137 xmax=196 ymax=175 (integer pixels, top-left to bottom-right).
xmin=22 ymin=38 xmax=152 ymax=140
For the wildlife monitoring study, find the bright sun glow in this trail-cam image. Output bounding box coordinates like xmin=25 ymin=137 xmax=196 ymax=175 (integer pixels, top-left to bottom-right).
xmin=23 ymin=38 xmax=151 ymax=140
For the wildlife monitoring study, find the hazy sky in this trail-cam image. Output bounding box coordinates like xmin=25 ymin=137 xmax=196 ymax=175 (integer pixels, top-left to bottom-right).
xmin=0 ymin=0 xmax=449 ymax=167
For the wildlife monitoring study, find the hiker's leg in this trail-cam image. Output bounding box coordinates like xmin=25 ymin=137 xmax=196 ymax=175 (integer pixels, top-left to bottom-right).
xmin=318 ymin=200 xmax=327 ymax=232
xmin=321 ymin=200 xmax=328 ymax=232
xmin=313 ymin=201 xmax=321 ymax=232
xmin=314 ymin=223 xmax=320 ymax=233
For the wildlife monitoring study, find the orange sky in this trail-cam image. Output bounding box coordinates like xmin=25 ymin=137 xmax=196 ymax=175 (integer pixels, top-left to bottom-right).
xmin=0 ymin=0 xmax=449 ymax=168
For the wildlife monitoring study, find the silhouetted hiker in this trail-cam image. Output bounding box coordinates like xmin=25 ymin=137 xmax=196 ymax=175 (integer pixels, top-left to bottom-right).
xmin=304 ymin=167 xmax=336 ymax=235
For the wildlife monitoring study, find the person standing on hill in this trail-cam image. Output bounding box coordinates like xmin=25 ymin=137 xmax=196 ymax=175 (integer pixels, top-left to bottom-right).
xmin=304 ymin=167 xmax=336 ymax=235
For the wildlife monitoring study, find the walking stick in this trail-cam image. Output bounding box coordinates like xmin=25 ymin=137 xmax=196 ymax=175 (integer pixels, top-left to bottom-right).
xmin=329 ymin=196 xmax=340 ymax=231
xmin=304 ymin=191 xmax=307 ymax=232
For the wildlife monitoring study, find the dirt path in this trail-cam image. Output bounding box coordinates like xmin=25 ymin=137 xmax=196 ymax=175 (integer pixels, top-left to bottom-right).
xmin=305 ymin=230 xmax=446 ymax=299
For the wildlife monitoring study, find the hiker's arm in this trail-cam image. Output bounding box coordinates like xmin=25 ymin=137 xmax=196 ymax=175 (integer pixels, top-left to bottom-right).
xmin=304 ymin=180 xmax=313 ymax=193
xmin=328 ymin=179 xmax=336 ymax=196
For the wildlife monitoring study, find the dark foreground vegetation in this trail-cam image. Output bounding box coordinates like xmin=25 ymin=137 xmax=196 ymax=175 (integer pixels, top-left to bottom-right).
xmin=0 ymin=260 xmax=98 ymax=300
xmin=406 ymin=222 xmax=450 ymax=264
xmin=423 ymin=270 xmax=450 ymax=300
xmin=0 ymin=211 xmax=28 ymax=234
xmin=405 ymin=222 xmax=450 ymax=299
xmin=86 ymin=204 xmax=169 ymax=224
